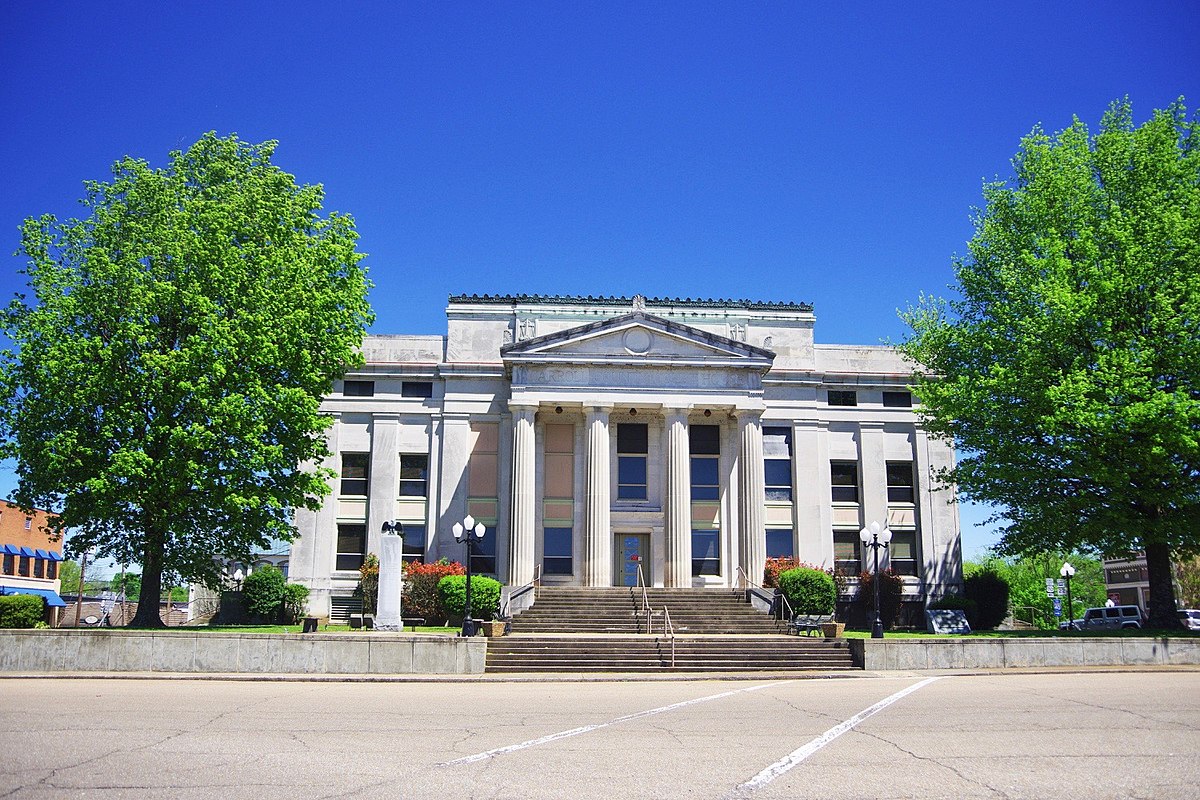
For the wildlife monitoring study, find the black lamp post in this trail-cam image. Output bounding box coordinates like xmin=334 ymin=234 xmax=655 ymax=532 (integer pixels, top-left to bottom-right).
xmin=1061 ymin=561 xmax=1076 ymax=630
xmin=453 ymin=514 xmax=486 ymax=637
xmin=859 ymin=521 xmax=893 ymax=639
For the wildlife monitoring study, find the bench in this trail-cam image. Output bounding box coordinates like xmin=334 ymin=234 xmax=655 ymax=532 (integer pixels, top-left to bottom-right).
xmin=402 ymin=617 xmax=425 ymax=632
xmin=788 ymin=614 xmax=833 ymax=636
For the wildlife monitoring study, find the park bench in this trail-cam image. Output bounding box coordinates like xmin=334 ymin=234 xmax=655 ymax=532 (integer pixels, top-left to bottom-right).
xmin=787 ymin=613 xmax=833 ymax=636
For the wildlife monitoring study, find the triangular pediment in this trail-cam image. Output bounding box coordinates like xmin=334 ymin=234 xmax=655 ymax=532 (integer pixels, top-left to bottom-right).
xmin=501 ymin=311 xmax=774 ymax=369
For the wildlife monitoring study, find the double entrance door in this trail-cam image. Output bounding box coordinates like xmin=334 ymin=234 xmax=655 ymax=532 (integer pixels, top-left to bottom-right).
xmin=614 ymin=533 xmax=650 ymax=587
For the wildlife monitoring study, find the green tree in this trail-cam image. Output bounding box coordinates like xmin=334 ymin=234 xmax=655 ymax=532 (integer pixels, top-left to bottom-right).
xmin=242 ymin=564 xmax=288 ymax=621
xmin=111 ymin=572 xmax=141 ymax=601
xmin=0 ymin=133 xmax=372 ymax=627
xmin=1174 ymin=555 xmax=1200 ymax=608
xmin=969 ymin=553 xmax=1107 ymax=629
xmin=902 ymin=99 xmax=1200 ymax=628
xmin=57 ymin=560 xmax=81 ymax=595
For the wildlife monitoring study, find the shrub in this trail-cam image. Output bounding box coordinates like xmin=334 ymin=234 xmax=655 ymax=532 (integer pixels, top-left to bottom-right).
xmin=282 ymin=583 xmax=310 ymax=623
xmin=856 ymin=568 xmax=904 ymax=630
xmin=0 ymin=594 xmax=44 ymax=628
xmin=764 ymin=557 xmax=802 ymax=588
xmin=964 ymin=568 xmax=1010 ymax=630
xmin=242 ymin=565 xmax=287 ymax=621
xmin=436 ymin=574 xmax=502 ymax=620
xmin=777 ymin=567 xmax=836 ymax=616
xmin=355 ymin=554 xmax=379 ymax=616
xmin=403 ymin=559 xmax=466 ymax=621
xmin=929 ymin=593 xmax=978 ymax=626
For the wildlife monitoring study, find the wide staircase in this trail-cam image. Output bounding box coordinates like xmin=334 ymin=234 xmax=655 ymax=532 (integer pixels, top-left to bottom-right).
xmin=485 ymin=587 xmax=855 ymax=673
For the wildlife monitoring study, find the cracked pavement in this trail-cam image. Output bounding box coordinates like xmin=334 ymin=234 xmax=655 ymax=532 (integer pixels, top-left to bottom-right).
xmin=1 ymin=671 xmax=1197 ymax=799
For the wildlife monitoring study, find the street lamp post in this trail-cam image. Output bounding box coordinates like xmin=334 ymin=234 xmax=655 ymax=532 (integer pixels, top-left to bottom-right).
xmin=453 ymin=514 xmax=486 ymax=637
xmin=1061 ymin=561 xmax=1076 ymax=630
xmin=859 ymin=521 xmax=893 ymax=639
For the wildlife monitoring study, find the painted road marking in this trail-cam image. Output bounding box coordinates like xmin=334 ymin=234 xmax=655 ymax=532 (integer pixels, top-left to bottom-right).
xmin=735 ymin=676 xmax=943 ymax=793
xmin=441 ymin=681 xmax=792 ymax=766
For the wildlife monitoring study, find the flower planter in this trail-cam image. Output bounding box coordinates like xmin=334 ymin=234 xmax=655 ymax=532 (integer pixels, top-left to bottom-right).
xmin=821 ymin=621 xmax=845 ymax=639
xmin=481 ymin=620 xmax=507 ymax=637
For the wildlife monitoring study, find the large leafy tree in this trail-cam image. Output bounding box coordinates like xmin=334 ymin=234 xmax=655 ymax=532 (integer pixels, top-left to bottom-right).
xmin=1 ymin=133 xmax=372 ymax=626
xmin=902 ymin=100 xmax=1199 ymax=628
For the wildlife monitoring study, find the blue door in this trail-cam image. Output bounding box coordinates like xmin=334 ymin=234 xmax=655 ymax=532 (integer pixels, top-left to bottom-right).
xmin=616 ymin=534 xmax=650 ymax=586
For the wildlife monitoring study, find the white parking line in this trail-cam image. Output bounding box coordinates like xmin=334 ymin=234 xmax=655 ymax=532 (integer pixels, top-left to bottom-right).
xmin=441 ymin=680 xmax=792 ymax=766
xmin=735 ymin=676 xmax=943 ymax=793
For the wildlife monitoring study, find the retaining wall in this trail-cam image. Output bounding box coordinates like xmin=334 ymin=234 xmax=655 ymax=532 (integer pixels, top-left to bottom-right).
xmin=0 ymin=629 xmax=486 ymax=675
xmin=850 ymin=636 xmax=1200 ymax=671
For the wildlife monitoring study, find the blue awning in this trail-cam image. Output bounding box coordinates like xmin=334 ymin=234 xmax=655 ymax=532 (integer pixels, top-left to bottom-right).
xmin=35 ymin=549 xmax=50 ymax=559
xmin=1 ymin=544 xmax=20 ymax=555
xmin=47 ymin=551 xmax=63 ymax=561
xmin=0 ymin=586 xmax=68 ymax=607
xmin=19 ymin=546 xmax=36 ymax=557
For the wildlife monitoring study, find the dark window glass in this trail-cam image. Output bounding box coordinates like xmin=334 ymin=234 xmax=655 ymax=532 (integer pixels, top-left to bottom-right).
xmin=335 ymin=524 xmax=366 ymax=571
xmin=834 ymin=532 xmax=861 ymax=574
xmin=764 ymin=460 xmax=792 ymax=501
xmin=691 ymin=530 xmax=720 ymax=576
xmin=47 ymin=560 xmax=57 ymax=579
xmin=617 ymin=423 xmax=648 ymax=453
xmin=889 ymin=531 xmax=918 ymax=576
xmin=766 ymin=529 xmax=794 ymax=559
xmin=831 ymin=461 xmax=859 ymax=503
xmin=402 ymin=381 xmax=434 ymax=398
xmin=617 ymin=424 xmax=648 ymax=500
xmin=340 ymin=453 xmax=370 ymax=496
xmin=689 ymin=424 xmax=720 ymax=455
xmin=343 ymin=380 xmax=374 ymax=397
xmin=882 ymin=391 xmax=912 ymax=408
xmin=18 ymin=557 xmax=29 ymax=577
xmin=401 ymin=524 xmax=426 ymax=563
xmin=828 ymin=390 xmax=857 ymax=406
xmin=886 ymin=462 xmax=915 ymax=503
xmin=690 ymin=456 xmax=720 ymax=500
xmin=470 ymin=526 xmax=498 ymax=574
xmin=33 ymin=558 xmax=44 ymax=578
xmin=543 ymin=527 xmax=573 ymax=575
xmin=399 ymin=454 xmax=429 ymax=497
xmin=1 ymin=554 xmax=11 ymax=574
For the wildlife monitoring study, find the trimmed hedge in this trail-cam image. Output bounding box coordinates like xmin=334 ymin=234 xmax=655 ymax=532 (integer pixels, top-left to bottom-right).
xmin=242 ymin=565 xmax=288 ymax=620
xmin=778 ymin=567 xmax=836 ymax=616
xmin=965 ymin=569 xmax=1010 ymax=630
xmin=0 ymin=594 xmax=44 ymax=628
xmin=436 ymin=575 xmax=502 ymax=620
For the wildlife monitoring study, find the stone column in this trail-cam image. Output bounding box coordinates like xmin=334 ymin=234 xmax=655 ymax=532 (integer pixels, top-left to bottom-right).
xmin=367 ymin=414 xmax=401 ymax=558
xmin=737 ymin=409 xmax=766 ymax=588
xmin=508 ymin=403 xmax=537 ymax=587
xmin=858 ymin=421 xmax=889 ymax=569
xmin=664 ymin=407 xmax=692 ymax=587
xmin=582 ymin=404 xmax=612 ymax=586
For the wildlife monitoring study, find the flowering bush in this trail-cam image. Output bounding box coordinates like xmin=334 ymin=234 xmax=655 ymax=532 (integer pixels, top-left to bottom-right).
xmin=403 ymin=559 xmax=466 ymax=622
xmin=857 ymin=568 xmax=904 ymax=630
xmin=765 ymin=558 xmax=848 ymax=597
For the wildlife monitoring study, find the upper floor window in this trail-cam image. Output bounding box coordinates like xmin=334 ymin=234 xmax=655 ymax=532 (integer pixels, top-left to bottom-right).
xmin=343 ymin=380 xmax=375 ymax=397
xmin=340 ymin=453 xmax=370 ymax=496
xmin=886 ymin=462 xmax=915 ymax=503
xmin=828 ymin=390 xmax=857 ymax=406
xmin=831 ymin=461 xmax=859 ymax=503
xmin=401 ymin=524 xmax=426 ymax=563
xmin=399 ymin=454 xmax=429 ymax=497
xmin=763 ymin=426 xmax=792 ymax=501
xmin=471 ymin=526 xmax=498 ymax=575
xmin=890 ymin=531 xmax=919 ymax=576
xmin=690 ymin=425 xmax=720 ymax=501
xmin=617 ymin=424 xmax=648 ymax=500
xmin=882 ymin=390 xmax=912 ymax=408
xmin=335 ymin=524 xmax=366 ymax=571
xmin=402 ymin=381 xmax=434 ymax=399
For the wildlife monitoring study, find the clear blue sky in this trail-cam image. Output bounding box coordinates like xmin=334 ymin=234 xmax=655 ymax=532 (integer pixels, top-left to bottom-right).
xmin=2 ymin=2 xmax=1198 ymax=568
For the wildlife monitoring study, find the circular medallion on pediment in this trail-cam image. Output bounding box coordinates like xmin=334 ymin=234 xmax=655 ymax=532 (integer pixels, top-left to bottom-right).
xmin=623 ymin=328 xmax=652 ymax=355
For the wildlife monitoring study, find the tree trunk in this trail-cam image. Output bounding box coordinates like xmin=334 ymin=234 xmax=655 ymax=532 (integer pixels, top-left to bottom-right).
xmin=130 ymin=525 xmax=166 ymax=628
xmin=1144 ymin=540 xmax=1182 ymax=629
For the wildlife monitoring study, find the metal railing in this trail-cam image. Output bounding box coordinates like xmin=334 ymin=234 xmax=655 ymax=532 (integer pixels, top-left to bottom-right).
xmin=777 ymin=592 xmax=794 ymax=623
xmin=635 ymin=563 xmax=651 ymax=633
xmin=734 ymin=564 xmax=761 ymax=591
xmin=662 ymin=605 xmax=675 ymax=668
xmin=500 ymin=564 xmax=542 ymax=619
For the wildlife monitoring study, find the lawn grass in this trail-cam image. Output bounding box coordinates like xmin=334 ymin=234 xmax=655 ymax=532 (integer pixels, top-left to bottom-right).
xmin=841 ymin=627 xmax=1198 ymax=639
xmin=188 ymin=624 xmax=461 ymax=635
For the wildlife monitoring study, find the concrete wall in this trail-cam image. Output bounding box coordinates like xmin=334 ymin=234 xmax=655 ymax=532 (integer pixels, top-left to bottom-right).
xmin=0 ymin=630 xmax=485 ymax=675
xmin=850 ymin=637 xmax=1200 ymax=670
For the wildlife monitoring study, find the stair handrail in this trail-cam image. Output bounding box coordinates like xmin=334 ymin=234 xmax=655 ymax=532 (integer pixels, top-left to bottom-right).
xmin=734 ymin=565 xmax=762 ymax=591
xmin=662 ymin=605 xmax=675 ymax=668
xmin=636 ymin=562 xmax=650 ymax=633
xmin=500 ymin=564 xmax=543 ymax=619
xmin=778 ymin=592 xmax=794 ymax=623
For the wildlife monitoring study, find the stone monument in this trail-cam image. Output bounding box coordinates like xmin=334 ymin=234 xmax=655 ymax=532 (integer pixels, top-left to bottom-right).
xmin=374 ymin=533 xmax=405 ymax=631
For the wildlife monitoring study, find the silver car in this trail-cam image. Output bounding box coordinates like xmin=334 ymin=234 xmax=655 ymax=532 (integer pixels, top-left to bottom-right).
xmin=1179 ymin=609 xmax=1200 ymax=631
xmin=1071 ymin=605 xmax=1144 ymax=630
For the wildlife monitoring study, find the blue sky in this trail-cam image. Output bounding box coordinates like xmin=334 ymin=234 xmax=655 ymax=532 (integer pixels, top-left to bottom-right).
xmin=2 ymin=2 xmax=1198 ymax=568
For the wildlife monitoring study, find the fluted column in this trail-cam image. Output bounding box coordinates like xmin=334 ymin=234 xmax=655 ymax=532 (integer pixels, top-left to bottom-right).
xmin=664 ymin=407 xmax=692 ymax=587
xmin=737 ymin=409 xmax=766 ymax=587
xmin=583 ymin=404 xmax=612 ymax=586
xmin=508 ymin=403 xmax=537 ymax=586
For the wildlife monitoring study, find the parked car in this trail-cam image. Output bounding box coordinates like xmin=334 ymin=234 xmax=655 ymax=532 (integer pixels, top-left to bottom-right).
xmin=1179 ymin=609 xmax=1200 ymax=631
xmin=1063 ymin=605 xmax=1144 ymax=630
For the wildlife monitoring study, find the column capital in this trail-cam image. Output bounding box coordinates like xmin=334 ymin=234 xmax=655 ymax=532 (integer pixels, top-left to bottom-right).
xmin=508 ymin=400 xmax=539 ymax=416
xmin=732 ymin=407 xmax=764 ymax=424
xmin=371 ymin=413 xmax=402 ymax=423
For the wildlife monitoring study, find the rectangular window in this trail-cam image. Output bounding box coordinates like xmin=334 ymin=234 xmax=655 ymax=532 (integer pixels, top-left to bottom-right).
xmin=399 ymin=454 xmax=429 ymax=497
xmin=340 ymin=453 xmax=370 ymax=496
xmin=24 ymin=518 xmax=31 ymax=530
xmin=335 ymin=523 xmax=367 ymax=571
xmin=834 ymin=531 xmax=861 ymax=574
xmin=831 ymin=461 xmax=859 ymax=503
xmin=617 ymin=423 xmax=648 ymax=500
xmin=343 ymin=380 xmax=375 ymax=397
xmin=766 ymin=529 xmax=794 ymax=559
xmin=890 ymin=531 xmax=919 ymax=576
xmin=886 ymin=461 xmax=915 ymax=503
xmin=401 ymin=524 xmax=426 ymax=563
xmin=18 ymin=556 xmax=30 ymax=577
xmin=763 ymin=426 xmax=792 ymax=501
xmin=33 ymin=558 xmax=44 ymax=578
xmin=471 ymin=527 xmax=498 ymax=575
xmin=691 ymin=529 xmax=720 ymax=576
xmin=543 ymin=527 xmax=573 ymax=575
xmin=690 ymin=424 xmax=720 ymax=501
xmin=47 ymin=560 xmax=57 ymax=580
xmin=402 ymin=381 xmax=434 ymax=399
xmin=828 ymin=390 xmax=857 ymax=406
xmin=2 ymin=553 xmax=12 ymax=574
xmin=882 ymin=390 xmax=912 ymax=408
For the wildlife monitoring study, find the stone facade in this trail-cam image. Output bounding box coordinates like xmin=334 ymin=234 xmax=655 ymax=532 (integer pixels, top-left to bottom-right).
xmin=289 ymin=295 xmax=964 ymax=619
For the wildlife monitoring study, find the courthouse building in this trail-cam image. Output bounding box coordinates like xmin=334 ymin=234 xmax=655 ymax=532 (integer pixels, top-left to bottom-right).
xmin=289 ymin=294 xmax=963 ymax=620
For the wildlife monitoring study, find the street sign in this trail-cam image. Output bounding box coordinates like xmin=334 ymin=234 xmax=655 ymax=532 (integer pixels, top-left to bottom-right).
xmin=1053 ymin=598 xmax=1062 ymax=617
xmin=1045 ymin=578 xmax=1055 ymax=598
xmin=1056 ymin=578 xmax=1067 ymax=596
